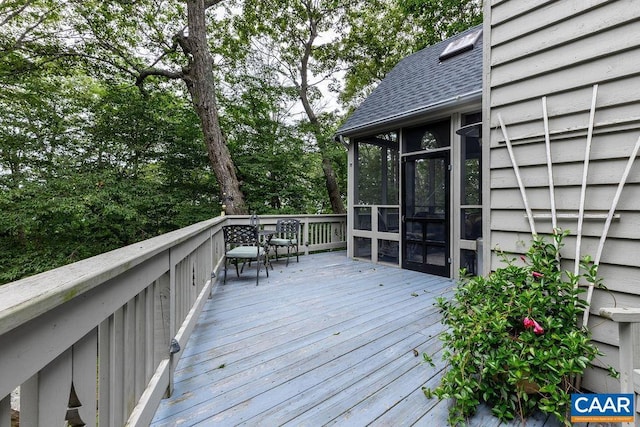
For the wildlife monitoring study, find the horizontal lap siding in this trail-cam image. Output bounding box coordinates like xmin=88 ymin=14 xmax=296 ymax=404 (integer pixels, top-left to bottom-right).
xmin=491 ymin=2 xmax=638 ymax=66
xmin=491 ymin=159 xmax=640 ymax=188
xmin=490 ymin=231 xmax=640 ymax=270
xmin=486 ymin=0 xmax=640 ymax=393
xmin=487 ymin=85 xmax=640 ymax=144
xmin=490 ymin=185 xmax=640 ymax=212
xmin=490 ymin=210 xmax=640 ymax=241
xmin=491 ymin=49 xmax=640 ymax=110
xmin=490 ymin=131 xmax=640 ymax=167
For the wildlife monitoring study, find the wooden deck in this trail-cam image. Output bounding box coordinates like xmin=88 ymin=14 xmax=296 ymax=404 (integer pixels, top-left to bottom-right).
xmin=150 ymin=251 xmax=562 ymax=427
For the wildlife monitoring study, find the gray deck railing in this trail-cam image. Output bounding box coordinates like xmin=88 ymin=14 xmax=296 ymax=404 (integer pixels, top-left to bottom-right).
xmin=598 ymin=307 xmax=640 ymax=427
xmin=0 ymin=214 xmax=346 ymax=427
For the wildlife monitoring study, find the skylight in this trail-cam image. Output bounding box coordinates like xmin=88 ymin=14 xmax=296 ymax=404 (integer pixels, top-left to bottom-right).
xmin=439 ymin=29 xmax=482 ymax=61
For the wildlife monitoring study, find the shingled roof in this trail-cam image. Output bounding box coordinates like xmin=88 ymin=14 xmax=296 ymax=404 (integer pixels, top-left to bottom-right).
xmin=337 ymin=24 xmax=483 ymax=137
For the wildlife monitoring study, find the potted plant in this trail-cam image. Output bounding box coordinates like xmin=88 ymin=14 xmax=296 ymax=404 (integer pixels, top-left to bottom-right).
xmin=423 ymin=230 xmax=605 ymax=425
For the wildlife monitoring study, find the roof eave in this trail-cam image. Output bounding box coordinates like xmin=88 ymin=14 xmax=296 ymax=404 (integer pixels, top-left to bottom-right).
xmin=336 ymin=89 xmax=482 ymax=138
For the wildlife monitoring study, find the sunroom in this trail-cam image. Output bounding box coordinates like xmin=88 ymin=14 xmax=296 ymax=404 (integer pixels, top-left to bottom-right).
xmin=336 ymin=25 xmax=484 ymax=279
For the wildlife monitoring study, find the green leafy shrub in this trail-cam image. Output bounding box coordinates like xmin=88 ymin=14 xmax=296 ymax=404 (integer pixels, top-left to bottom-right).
xmin=425 ymin=230 xmax=602 ymax=425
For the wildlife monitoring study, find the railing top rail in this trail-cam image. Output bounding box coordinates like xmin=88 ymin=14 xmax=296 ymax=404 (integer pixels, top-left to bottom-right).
xmin=0 ymin=212 xmax=346 ymax=425
xmin=223 ymin=214 xmax=347 ymax=219
xmin=0 ymin=216 xmax=226 ymax=335
xmin=0 ymin=214 xmax=346 ymax=336
xmin=223 ymin=214 xmax=347 ymax=226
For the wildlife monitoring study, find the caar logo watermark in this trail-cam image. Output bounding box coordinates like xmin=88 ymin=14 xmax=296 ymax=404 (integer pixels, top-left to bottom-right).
xmin=571 ymin=393 xmax=634 ymax=422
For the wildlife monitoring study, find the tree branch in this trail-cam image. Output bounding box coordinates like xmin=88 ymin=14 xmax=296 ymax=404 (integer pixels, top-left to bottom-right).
xmin=173 ymin=30 xmax=193 ymax=58
xmin=298 ymin=2 xmax=319 ymax=125
xmin=135 ymin=67 xmax=184 ymax=88
xmin=204 ymin=0 xmax=224 ymax=10
xmin=0 ymin=0 xmax=34 ymax=27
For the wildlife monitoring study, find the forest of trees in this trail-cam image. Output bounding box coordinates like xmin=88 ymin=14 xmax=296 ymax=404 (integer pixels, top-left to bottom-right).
xmin=0 ymin=0 xmax=481 ymax=284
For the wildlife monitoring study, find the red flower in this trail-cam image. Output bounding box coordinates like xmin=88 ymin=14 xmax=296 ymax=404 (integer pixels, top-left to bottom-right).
xmin=523 ymin=317 xmax=534 ymax=328
xmin=524 ymin=316 xmax=544 ymax=335
xmin=532 ymin=271 xmax=544 ymax=279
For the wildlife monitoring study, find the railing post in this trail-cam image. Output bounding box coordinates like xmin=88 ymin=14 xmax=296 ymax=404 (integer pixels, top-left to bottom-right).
xmin=303 ymin=217 xmax=310 ymax=256
xmin=476 ymin=237 xmax=483 ymax=276
xmin=208 ymin=228 xmax=215 ymax=299
xmin=168 ymin=249 xmax=177 ymax=397
xmin=599 ymin=307 xmax=640 ymax=427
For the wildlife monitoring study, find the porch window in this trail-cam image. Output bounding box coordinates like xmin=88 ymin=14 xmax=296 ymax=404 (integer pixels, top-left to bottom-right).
xmin=462 ymin=137 xmax=481 ymax=206
xmin=355 ymin=132 xmax=399 ymax=205
xmin=461 ymin=208 xmax=482 ymax=240
xmin=378 ymin=239 xmax=399 ymax=263
xmin=378 ymin=207 xmax=399 ymax=232
xmin=460 ymin=249 xmax=477 ymax=275
xmin=353 ymin=131 xmax=400 ymax=264
xmin=404 ymin=119 xmax=451 ymax=152
xmin=354 ymin=206 xmax=372 ymax=230
xmin=459 ymin=112 xmax=482 ymax=275
xmin=354 ymin=236 xmax=371 ymax=259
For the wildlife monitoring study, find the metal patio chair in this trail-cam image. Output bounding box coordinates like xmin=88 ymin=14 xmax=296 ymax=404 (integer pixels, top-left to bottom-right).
xmin=268 ymin=219 xmax=300 ymax=266
xmin=222 ymin=224 xmax=268 ymax=285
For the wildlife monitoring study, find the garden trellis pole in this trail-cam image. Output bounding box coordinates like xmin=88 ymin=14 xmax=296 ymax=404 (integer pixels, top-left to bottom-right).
xmin=574 ymin=84 xmax=598 ymax=276
xmin=541 ymin=96 xmax=561 ymax=267
xmin=498 ymin=113 xmax=537 ymax=236
xmin=542 ymin=97 xmax=557 ymax=233
xmin=582 ymin=135 xmax=640 ymax=327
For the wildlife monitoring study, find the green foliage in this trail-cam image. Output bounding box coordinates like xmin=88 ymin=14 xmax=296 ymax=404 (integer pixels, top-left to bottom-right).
xmin=233 ymin=0 xmax=349 ymax=213
xmin=425 ymin=231 xmax=603 ymax=426
xmin=1 ymin=0 xmax=480 ymax=282
xmin=218 ymin=69 xmax=331 ymax=214
xmin=398 ymin=0 xmax=483 ymax=49
xmin=339 ymin=0 xmax=482 ymax=108
xmin=0 ymin=78 xmax=218 ymax=284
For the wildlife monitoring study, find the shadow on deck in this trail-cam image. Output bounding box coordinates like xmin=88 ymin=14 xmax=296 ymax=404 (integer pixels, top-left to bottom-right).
xmin=151 ymin=251 xmax=562 ymax=426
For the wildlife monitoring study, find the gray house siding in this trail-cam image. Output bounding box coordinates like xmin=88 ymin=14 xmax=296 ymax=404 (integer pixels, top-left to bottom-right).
xmin=484 ymin=0 xmax=640 ymax=392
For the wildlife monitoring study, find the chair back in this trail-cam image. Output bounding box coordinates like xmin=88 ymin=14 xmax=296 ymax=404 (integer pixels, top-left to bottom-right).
xmin=276 ymin=219 xmax=300 ymax=239
xmin=223 ymin=225 xmax=259 ymax=248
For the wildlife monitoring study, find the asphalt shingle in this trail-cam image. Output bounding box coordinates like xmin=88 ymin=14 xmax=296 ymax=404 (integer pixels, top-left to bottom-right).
xmin=337 ymin=24 xmax=483 ymax=137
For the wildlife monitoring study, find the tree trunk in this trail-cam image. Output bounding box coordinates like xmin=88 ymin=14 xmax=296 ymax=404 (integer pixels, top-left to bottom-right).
xmin=304 ymin=118 xmax=345 ymax=214
xmin=297 ymin=9 xmax=346 ymax=214
xmin=321 ymin=156 xmax=345 ymax=214
xmin=184 ymin=0 xmax=246 ymax=215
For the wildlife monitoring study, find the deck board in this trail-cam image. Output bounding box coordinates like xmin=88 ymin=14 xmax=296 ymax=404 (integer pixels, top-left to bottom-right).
xmin=151 ymin=252 xmax=562 ymax=426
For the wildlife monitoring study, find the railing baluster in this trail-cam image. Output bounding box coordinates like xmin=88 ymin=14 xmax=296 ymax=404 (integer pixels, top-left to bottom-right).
xmin=124 ymin=300 xmax=136 ymax=417
xmin=156 ymin=273 xmax=171 ymax=366
xmin=135 ymin=293 xmax=146 ymax=403
xmin=0 ymin=214 xmax=345 ymax=426
xmin=74 ymin=329 xmax=98 ymax=427
xmin=112 ymin=307 xmax=125 ymax=426
xmin=145 ymin=285 xmax=155 ymax=381
xmin=98 ymin=318 xmax=111 ymax=427
xmin=22 ymin=348 xmax=72 ymax=426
